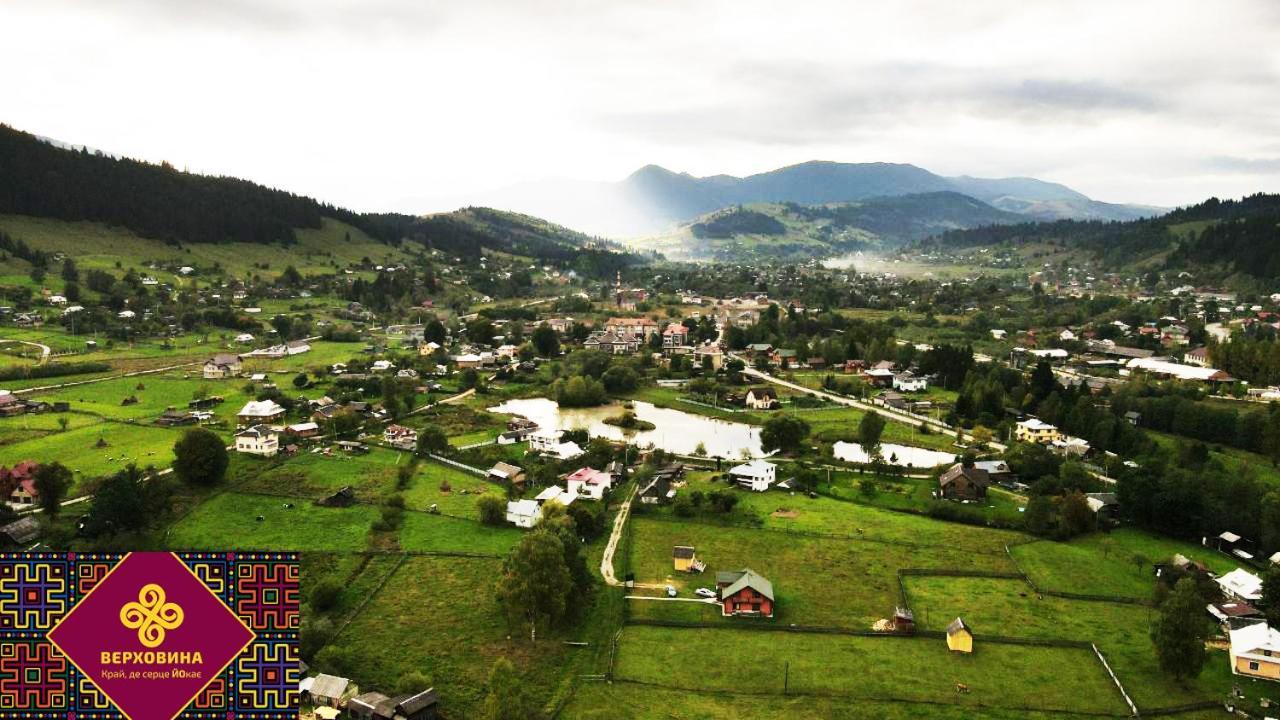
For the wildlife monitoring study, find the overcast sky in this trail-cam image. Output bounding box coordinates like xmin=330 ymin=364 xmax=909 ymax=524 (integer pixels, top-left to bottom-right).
xmin=2 ymin=0 xmax=1278 ymax=213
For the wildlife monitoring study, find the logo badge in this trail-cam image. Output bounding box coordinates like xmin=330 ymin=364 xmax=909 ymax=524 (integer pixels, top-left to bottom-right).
xmin=47 ymin=553 xmax=256 ymax=720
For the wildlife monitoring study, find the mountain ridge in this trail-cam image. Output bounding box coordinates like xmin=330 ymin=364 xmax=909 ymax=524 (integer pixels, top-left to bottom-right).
xmin=465 ymin=160 xmax=1165 ymax=237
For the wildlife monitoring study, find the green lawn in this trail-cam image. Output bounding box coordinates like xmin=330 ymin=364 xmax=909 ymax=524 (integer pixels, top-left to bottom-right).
xmin=902 ymin=575 xmax=1237 ymax=711
xmin=627 ymin=517 xmax=1015 ymax=628
xmin=1010 ymin=529 xmax=1241 ymax=600
xmin=167 ymin=491 xmax=378 ymax=551
xmin=322 ymin=556 xmax=570 ymax=718
xmin=397 ymin=512 xmax=520 ymax=555
xmin=610 ymin=625 xmax=1127 ymax=716
xmin=0 ymin=420 xmax=180 ymax=493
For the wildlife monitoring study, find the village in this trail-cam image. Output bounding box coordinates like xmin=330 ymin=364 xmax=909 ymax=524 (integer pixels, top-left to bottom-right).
xmin=0 ymin=237 xmax=1278 ymax=720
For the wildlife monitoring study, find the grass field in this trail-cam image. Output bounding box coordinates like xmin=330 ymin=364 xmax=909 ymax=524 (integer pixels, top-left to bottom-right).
xmin=902 ymin=575 xmax=1237 ymax=711
xmin=167 ymin=491 xmax=379 ymax=551
xmin=1010 ymin=529 xmax=1240 ymax=600
xmin=326 ymin=555 xmax=571 ymax=718
xmin=0 ymin=419 xmax=179 ymax=492
xmin=609 ymin=625 xmax=1126 ymax=715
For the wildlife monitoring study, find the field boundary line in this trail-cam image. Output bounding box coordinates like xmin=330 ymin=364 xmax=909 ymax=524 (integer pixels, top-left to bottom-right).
xmin=324 ymin=553 xmax=410 ymax=648
xmin=1092 ymin=642 xmax=1140 ymax=717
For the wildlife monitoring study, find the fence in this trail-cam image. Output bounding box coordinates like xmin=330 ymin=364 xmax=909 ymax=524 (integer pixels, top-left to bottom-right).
xmin=424 ymin=452 xmax=487 ymax=477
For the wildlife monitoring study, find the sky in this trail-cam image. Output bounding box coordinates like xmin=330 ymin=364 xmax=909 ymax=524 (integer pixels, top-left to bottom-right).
xmin=1 ymin=0 xmax=1278 ymax=214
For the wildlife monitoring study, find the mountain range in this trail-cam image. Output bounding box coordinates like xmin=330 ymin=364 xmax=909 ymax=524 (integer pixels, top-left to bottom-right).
xmin=466 ymin=160 xmax=1166 ymax=238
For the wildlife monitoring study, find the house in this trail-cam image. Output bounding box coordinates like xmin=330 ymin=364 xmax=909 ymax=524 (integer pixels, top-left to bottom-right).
xmin=715 ymin=568 xmax=774 ymax=618
xmin=528 ymin=430 xmax=583 ymax=460
xmin=564 ymin=467 xmax=612 ymax=500
xmin=1123 ymin=411 xmax=1141 ymax=426
xmin=1183 ymin=346 xmax=1210 ymax=368
xmin=938 ymin=462 xmax=990 ymax=501
xmin=506 ymin=499 xmax=543 ymax=528
xmin=583 ymin=331 xmax=641 ymax=355
xmin=1227 ymin=622 xmax=1280 ymax=682
xmin=744 ymin=388 xmax=778 ymax=410
xmin=864 ymin=368 xmax=896 ymax=386
xmin=1217 ymin=568 xmax=1264 ymax=602
xmin=946 ymin=618 xmax=974 ymax=653
xmin=0 ymin=461 xmax=40 ymax=506
xmin=1208 ymin=601 xmax=1263 ymax=624
xmin=1014 ymin=418 xmax=1061 ymax=444
xmin=1085 ymin=493 xmax=1119 ymax=522
xmin=418 ymin=341 xmax=442 ymax=357
xmin=604 ymin=317 xmax=659 ymax=339
xmin=693 ymin=344 xmax=725 ymax=370
xmin=154 ymin=408 xmax=197 ymax=427
xmin=371 ymin=359 xmax=396 ymax=373
xmin=487 ymin=462 xmax=526 ymax=488
xmin=347 ymin=692 xmax=393 ymax=720
xmin=304 ymin=674 xmax=351 ymax=708
xmin=639 ymin=474 xmax=676 ymax=505
xmin=728 ymin=460 xmax=776 ymax=492
xmin=236 ymin=399 xmax=285 ymax=427
xmin=235 ymin=425 xmax=279 ymax=457
xmin=453 ymin=353 xmax=483 ymax=369
xmin=893 ymin=372 xmax=928 ymax=392
xmin=383 ymin=424 xmax=418 ymax=450
xmin=0 ymin=515 xmax=40 ymax=545
xmin=877 ymin=390 xmax=908 ymax=410
xmin=0 ymin=394 xmax=27 ymax=417
xmin=202 ymin=353 xmax=242 ymax=379
xmin=393 ymin=689 xmax=441 ymax=720
xmin=284 ymin=422 xmax=321 ymax=439
xmin=973 ymin=460 xmax=1016 ymax=486
xmin=662 ymin=323 xmax=689 ymax=350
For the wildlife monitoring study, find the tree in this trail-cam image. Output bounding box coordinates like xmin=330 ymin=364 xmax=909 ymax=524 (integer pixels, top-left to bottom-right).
xmin=1151 ymin=577 xmax=1207 ymax=681
xmin=395 ymin=670 xmax=434 ymax=696
xmin=172 ymin=428 xmax=229 ymax=487
xmin=601 ymin=365 xmax=639 ymax=393
xmin=1261 ymin=566 xmax=1280 ymax=627
xmin=481 ymin=657 xmax=542 ymax=720
xmin=495 ymin=530 xmax=572 ymax=642
xmin=531 ymin=324 xmax=560 ymax=357
xmin=760 ymin=414 xmax=811 ymax=454
xmin=1023 ymin=494 xmax=1055 ymax=535
xmin=416 ymin=426 xmax=450 ymax=455
xmin=310 ymin=578 xmax=343 ymax=612
xmin=292 ymin=372 xmax=309 ymax=389
xmin=1058 ymin=491 xmax=1094 ymax=538
xmin=857 ymin=411 xmax=886 ymax=461
xmin=424 ymin=320 xmax=447 ymax=345
xmin=84 ymin=465 xmax=170 ymax=537
xmin=33 ymin=462 xmax=72 ymax=517
xmin=477 ymin=495 xmax=506 ymax=526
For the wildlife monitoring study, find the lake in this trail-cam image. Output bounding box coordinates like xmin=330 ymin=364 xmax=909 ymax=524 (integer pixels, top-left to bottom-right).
xmin=832 ymin=441 xmax=956 ymax=468
xmin=489 ymin=398 xmax=767 ymax=458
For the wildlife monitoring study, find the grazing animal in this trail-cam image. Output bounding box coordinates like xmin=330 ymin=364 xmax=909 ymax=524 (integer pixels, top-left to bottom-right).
xmin=955 ymin=683 xmax=970 ymax=694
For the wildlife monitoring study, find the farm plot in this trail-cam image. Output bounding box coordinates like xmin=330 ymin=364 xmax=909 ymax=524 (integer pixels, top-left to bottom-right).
xmin=167 ymin=491 xmax=378 ymax=551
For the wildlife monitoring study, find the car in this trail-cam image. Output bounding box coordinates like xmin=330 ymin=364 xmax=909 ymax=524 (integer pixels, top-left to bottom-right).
xmin=665 ymin=585 xmax=677 ymax=598
xmin=694 ymin=587 xmax=716 ymax=599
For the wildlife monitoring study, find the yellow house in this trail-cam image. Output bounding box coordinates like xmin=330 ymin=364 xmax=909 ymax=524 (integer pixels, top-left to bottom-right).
xmin=673 ymin=546 xmax=697 ymax=572
xmin=946 ymin=617 xmax=974 ymax=653
xmin=1229 ymin=623 xmax=1280 ymax=682
xmin=1014 ymin=418 xmax=1061 ymax=444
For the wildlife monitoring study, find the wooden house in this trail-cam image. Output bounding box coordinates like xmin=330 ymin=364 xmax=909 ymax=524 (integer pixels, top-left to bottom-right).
xmin=672 ymin=545 xmax=698 ymax=572
xmin=487 ymin=462 xmax=526 ymax=488
xmin=715 ymin=568 xmax=774 ymax=618
xmin=946 ymin=617 xmax=973 ymax=653
xmin=938 ymin=462 xmax=990 ymax=501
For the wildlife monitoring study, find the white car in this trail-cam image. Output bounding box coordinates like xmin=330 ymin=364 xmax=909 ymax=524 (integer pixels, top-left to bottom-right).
xmin=694 ymin=588 xmax=717 ymax=599
xmin=665 ymin=585 xmax=677 ymax=598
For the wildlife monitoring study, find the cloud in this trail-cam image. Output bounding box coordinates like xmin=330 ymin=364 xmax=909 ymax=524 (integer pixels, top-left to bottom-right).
xmin=1204 ymin=156 xmax=1280 ymax=174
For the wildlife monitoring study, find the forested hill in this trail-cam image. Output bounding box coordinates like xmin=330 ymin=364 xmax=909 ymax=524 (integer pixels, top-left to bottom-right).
xmin=0 ymin=123 xmax=380 ymax=245
xmin=0 ymin=124 xmax=645 ymax=275
xmin=919 ymin=193 xmax=1280 ymax=282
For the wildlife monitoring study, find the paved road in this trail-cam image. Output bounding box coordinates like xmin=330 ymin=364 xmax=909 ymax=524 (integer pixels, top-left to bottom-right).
xmin=737 ymin=360 xmax=1005 ymax=452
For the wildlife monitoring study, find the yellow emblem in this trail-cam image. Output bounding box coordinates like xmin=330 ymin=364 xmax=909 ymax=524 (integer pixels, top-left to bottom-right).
xmin=120 ymin=583 xmax=184 ymax=648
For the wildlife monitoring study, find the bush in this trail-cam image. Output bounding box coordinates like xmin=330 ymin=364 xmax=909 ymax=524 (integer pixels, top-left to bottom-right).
xmin=310 ymin=578 xmax=343 ymax=613
xmin=477 ymin=495 xmax=506 ymax=526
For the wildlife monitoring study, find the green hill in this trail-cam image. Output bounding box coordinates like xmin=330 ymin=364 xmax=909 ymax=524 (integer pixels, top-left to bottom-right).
xmin=632 ymin=192 xmax=1023 ymax=261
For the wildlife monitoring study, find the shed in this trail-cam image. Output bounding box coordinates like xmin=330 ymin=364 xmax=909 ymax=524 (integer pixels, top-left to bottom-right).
xmin=305 ymin=673 xmax=350 ymax=707
xmin=672 ymin=545 xmax=697 ymax=572
xmin=946 ymin=617 xmax=973 ymax=653
xmin=1 ymin=516 xmax=40 ymax=544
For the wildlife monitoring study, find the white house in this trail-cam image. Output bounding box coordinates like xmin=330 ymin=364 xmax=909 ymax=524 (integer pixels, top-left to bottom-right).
xmin=1217 ymin=568 xmax=1264 ymax=602
xmin=383 ymin=424 xmax=418 ymax=449
xmin=528 ymin=430 xmax=584 ymax=460
xmin=47 ymin=295 xmax=67 ymax=306
xmin=990 ymin=329 xmax=1007 ymax=340
xmin=1015 ymin=418 xmax=1061 ymax=444
xmin=203 ymin=353 xmax=242 ymax=379
xmin=1227 ymin=622 xmax=1280 ymax=681
xmin=371 ymin=360 xmax=396 ymax=373
xmin=236 ymin=399 xmax=286 ymax=427
xmin=564 ymin=467 xmax=612 ymax=500
xmin=893 ymin=372 xmax=928 ymax=392
xmin=744 ymin=388 xmax=778 ymax=410
xmin=234 ymin=333 xmax=255 ymax=344
xmin=235 ymin=425 xmax=279 ymax=457
xmin=506 ymin=499 xmax=542 ymax=528
xmin=729 ymin=460 xmax=777 ymax=492
xmin=534 ymin=485 xmax=578 ymax=507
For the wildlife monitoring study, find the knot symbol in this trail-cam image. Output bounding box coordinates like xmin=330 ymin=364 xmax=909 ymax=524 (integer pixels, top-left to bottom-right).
xmin=120 ymin=584 xmax=184 ymax=648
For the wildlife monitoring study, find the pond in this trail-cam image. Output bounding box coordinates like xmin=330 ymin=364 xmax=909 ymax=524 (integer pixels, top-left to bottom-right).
xmin=488 ymin=398 xmax=767 ymax=459
xmin=832 ymin=441 xmax=957 ymax=468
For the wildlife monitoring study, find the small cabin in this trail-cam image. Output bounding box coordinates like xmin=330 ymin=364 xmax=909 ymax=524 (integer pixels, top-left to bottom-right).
xmin=946 ymin=617 xmax=973 ymax=653
xmin=673 ymin=545 xmax=697 ymax=572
